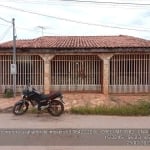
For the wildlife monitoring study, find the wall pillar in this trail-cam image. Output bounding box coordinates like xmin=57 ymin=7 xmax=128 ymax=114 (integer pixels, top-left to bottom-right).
xmin=98 ymin=54 xmax=113 ymax=95
xmin=40 ymin=54 xmax=54 ymax=94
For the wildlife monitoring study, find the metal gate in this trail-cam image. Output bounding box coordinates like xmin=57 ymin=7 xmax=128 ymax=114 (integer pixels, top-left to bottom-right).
xmin=109 ymin=54 xmax=150 ymax=93
xmin=50 ymin=55 xmax=102 ymax=92
xmin=0 ymin=55 xmax=44 ymax=93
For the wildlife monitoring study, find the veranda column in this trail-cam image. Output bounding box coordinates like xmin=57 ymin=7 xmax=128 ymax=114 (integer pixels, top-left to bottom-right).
xmin=98 ymin=54 xmax=113 ymax=95
xmin=40 ymin=54 xmax=54 ymax=93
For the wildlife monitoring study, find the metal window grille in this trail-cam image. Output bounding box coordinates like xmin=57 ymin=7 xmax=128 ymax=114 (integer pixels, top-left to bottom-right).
xmin=50 ymin=55 xmax=102 ymax=92
xmin=109 ymin=54 xmax=150 ymax=93
xmin=0 ymin=55 xmax=44 ymax=93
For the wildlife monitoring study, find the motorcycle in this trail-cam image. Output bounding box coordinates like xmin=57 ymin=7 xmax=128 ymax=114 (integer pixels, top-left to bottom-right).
xmin=12 ymin=82 xmax=64 ymax=116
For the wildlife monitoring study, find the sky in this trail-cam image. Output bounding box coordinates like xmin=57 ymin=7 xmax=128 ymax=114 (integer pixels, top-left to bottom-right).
xmin=0 ymin=0 xmax=150 ymax=43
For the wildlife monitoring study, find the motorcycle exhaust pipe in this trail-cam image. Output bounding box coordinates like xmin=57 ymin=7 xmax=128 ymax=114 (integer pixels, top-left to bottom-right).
xmin=40 ymin=105 xmax=49 ymax=110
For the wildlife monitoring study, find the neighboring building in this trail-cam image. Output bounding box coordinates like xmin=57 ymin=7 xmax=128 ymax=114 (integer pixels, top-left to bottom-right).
xmin=0 ymin=35 xmax=150 ymax=95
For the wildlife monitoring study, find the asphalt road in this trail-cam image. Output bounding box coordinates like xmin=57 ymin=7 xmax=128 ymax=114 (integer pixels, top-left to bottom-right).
xmin=0 ymin=113 xmax=150 ymax=150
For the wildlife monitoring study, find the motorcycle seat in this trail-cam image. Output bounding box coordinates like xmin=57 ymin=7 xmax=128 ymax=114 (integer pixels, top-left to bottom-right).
xmin=48 ymin=91 xmax=62 ymax=100
xmin=40 ymin=94 xmax=49 ymax=100
xmin=40 ymin=92 xmax=62 ymax=100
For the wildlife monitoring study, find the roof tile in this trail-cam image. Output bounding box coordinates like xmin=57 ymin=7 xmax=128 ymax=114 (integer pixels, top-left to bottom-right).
xmin=0 ymin=35 xmax=150 ymax=49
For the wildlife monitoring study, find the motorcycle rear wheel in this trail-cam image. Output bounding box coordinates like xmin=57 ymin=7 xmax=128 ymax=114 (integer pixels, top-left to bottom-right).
xmin=47 ymin=100 xmax=64 ymax=116
xmin=13 ymin=103 xmax=28 ymax=115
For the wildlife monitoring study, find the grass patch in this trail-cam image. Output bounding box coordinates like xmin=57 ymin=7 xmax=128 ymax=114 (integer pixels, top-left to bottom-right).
xmin=28 ymin=107 xmax=37 ymax=114
xmin=28 ymin=107 xmax=48 ymax=114
xmin=3 ymin=88 xmax=14 ymax=98
xmin=70 ymin=101 xmax=150 ymax=116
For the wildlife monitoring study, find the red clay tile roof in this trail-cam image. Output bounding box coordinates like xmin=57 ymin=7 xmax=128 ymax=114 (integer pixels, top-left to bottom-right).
xmin=0 ymin=35 xmax=150 ymax=49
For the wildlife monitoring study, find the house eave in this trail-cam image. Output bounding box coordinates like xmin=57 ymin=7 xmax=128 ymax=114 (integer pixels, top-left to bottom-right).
xmin=0 ymin=47 xmax=150 ymax=54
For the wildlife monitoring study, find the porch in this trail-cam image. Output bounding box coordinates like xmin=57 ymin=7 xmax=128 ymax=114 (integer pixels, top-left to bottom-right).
xmin=0 ymin=53 xmax=150 ymax=95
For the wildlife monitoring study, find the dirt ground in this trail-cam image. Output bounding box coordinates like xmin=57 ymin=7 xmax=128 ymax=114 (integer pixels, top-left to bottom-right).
xmin=64 ymin=93 xmax=150 ymax=110
xmin=0 ymin=93 xmax=150 ymax=111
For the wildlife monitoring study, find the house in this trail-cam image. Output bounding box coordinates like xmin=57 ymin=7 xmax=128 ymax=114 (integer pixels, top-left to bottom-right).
xmin=0 ymin=35 xmax=150 ymax=97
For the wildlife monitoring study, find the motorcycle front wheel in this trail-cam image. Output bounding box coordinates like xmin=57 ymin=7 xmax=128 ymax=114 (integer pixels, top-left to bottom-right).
xmin=12 ymin=102 xmax=29 ymax=115
xmin=47 ymin=100 xmax=64 ymax=116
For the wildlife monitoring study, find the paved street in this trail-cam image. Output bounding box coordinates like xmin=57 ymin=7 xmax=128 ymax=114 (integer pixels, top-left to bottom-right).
xmin=0 ymin=113 xmax=150 ymax=149
xmin=0 ymin=146 xmax=150 ymax=150
xmin=0 ymin=113 xmax=150 ymax=128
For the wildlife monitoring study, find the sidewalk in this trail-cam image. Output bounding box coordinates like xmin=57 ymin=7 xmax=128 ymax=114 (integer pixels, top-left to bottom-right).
xmin=0 ymin=96 xmax=19 ymax=112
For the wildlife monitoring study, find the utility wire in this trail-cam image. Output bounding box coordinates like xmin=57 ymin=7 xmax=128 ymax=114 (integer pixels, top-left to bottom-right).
xmin=2 ymin=0 xmax=150 ymax=8
xmin=0 ymin=16 xmax=11 ymax=23
xmin=0 ymin=4 xmax=150 ymax=32
xmin=60 ymin=0 xmax=150 ymax=6
xmin=0 ymin=25 xmax=12 ymax=41
xmin=5 ymin=0 xmax=150 ymax=6
xmin=0 ymin=22 xmax=57 ymax=36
